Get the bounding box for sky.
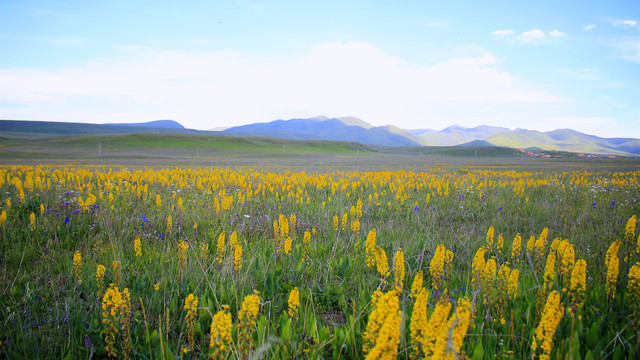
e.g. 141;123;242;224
1;1;639;138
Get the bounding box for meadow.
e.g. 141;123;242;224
0;158;639;359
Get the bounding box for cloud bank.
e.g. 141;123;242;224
1;41;563;130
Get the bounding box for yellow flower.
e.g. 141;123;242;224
134;236;141;258
96;264;106;296
184;294;199;352
497;233;504;257
238;290;261;358
284;236;292;255
333;214;339;231
29;212;35;231
422;298;452;358
627;262;640;331
0;210;6;227
409;288;430;358
543;251;556;291
526;235;536;255
393;249;405;291
511;233;522;263
508;268;519;298
532;291;564;360
430;244;446;290
73;250;82;284
210;305;233;358
363;290;401;359
234;242;243;270
287;287;300;318
156;194;161;208
606;247;619;299
216;231;225;264
410;270;424;298
341;213;348;231
166;214;172;232
626;215;637;242
472;247;486;286
375;246;389;279
569;259;586;317
365;229;377;268
154;282;160;291
440;298;473;360
486;226;495;251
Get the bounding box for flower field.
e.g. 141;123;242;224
0;164;639;359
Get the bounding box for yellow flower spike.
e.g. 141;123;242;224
422;298;452;358
216;232;225;264
365;229;377;268
569;259;586;318
73;250;82;284
234;242;243;270
287;287;300;318
184;294;198;352
627;262;640;331
532;291;564;360
29;212;35;231
430;244;446;290
393;249;405;292
154;282;160;291
486;226;495;251
210;305;233;358
409;288;430;358
284;236;292;255
134;236;141;258
410;270;424;297
471;247;486;286
363;290;401;359
511;233;522;263
238;291;261;358
96;264;105;297
375;246;389;279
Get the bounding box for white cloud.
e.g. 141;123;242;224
493;29;567;44
518;29;546;44
0;42;563;130
584;24;596;31
614;19;638;29
491;29;515;40
549;30;567;37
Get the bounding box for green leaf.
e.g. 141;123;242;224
472;340;484;360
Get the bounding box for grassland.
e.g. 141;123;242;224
0;134;640;359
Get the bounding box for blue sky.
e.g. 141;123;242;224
1;0;639;137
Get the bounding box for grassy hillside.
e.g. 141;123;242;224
0;132;375;160
376;145;524;157
0;119;213;139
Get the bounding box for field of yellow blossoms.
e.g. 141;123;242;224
0;165;639;359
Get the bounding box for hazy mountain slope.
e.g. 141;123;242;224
104;120;185;129
0;119;213;139
412;125;510;146
487;129;636;156
224;117;419;146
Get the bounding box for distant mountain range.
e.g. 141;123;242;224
104;120;185;129
1;117;638;156
224;116;640;156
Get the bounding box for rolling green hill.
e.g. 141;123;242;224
0;119;214;139
0;132;374;160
